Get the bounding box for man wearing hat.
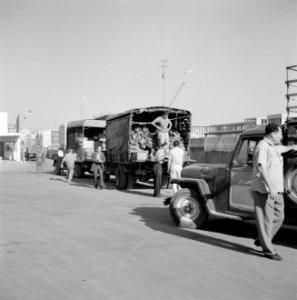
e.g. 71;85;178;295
91;141;106;189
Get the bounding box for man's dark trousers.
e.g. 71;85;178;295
153;163;162;197
93;163;104;188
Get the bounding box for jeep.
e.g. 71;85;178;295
165;122;297;229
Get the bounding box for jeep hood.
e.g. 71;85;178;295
181;163;226;180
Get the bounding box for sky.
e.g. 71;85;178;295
1;0;297;131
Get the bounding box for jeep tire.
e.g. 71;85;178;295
284;165;297;204
169;188;209;229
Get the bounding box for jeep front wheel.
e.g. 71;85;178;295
169;188;209;229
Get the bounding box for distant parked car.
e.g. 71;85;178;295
27;153;36;161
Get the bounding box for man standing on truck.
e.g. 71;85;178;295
168;140;184;194
250;123;297;261
152;111;172;148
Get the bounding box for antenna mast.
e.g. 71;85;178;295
161;60;169;106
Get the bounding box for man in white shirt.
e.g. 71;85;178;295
250;123;297;260
168;140;184;194
61;148;77;184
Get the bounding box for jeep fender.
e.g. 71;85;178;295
170;177;215;214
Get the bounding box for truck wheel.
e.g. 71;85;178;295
103;172;110;182
161;174;169;189
284;165;297;204
169;188;209;229
74;164;84;178
55;164;61;175
126;172;135;189
115;165;127;189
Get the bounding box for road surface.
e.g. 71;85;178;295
0;160;297;300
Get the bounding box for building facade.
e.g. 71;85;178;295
0;112;21;161
35;130;60;149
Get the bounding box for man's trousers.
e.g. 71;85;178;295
252;191;284;254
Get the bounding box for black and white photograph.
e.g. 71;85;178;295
1;0;297;299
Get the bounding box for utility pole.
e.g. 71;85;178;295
161;60;168;106
81;95;87;119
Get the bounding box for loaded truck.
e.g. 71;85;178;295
103;106;192;189
54;119;106;176
165;120;297;229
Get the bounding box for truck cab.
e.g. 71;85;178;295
54;119;106;177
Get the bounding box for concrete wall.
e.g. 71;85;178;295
190;147;233;164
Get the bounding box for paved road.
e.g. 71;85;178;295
0;160;297;300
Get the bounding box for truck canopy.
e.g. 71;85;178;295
67;119;106;128
105;106;191;164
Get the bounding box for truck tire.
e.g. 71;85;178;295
161;174;169;189
115;165;127;189
55;164;61;175
169;188;209;229
74;163;84;178
126;172;135;189
284;165;297;204
103;172;110;182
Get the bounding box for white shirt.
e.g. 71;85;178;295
58;150;64;157
251;137;285;193
168;146;184;169
155;148;166;164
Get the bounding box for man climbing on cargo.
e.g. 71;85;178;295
152;111;172;148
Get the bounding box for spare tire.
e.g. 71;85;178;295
284;164;297;204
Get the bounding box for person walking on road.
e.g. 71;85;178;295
153;143;167;197
91;145;106;189
152;111;172;148
20;148;25;164
36;148;45;173
167;140;184;194
61;148;77;184
250;123;297;261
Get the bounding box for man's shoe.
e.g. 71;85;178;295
264;252;282;261
94;184;98;189
163;197;171;206
254;239;261;247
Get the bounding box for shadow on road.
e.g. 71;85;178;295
49;177;116;190
130;206;264;258
118;189;154;198
26;171;55;175
204;219;297;250
131;206;297;253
